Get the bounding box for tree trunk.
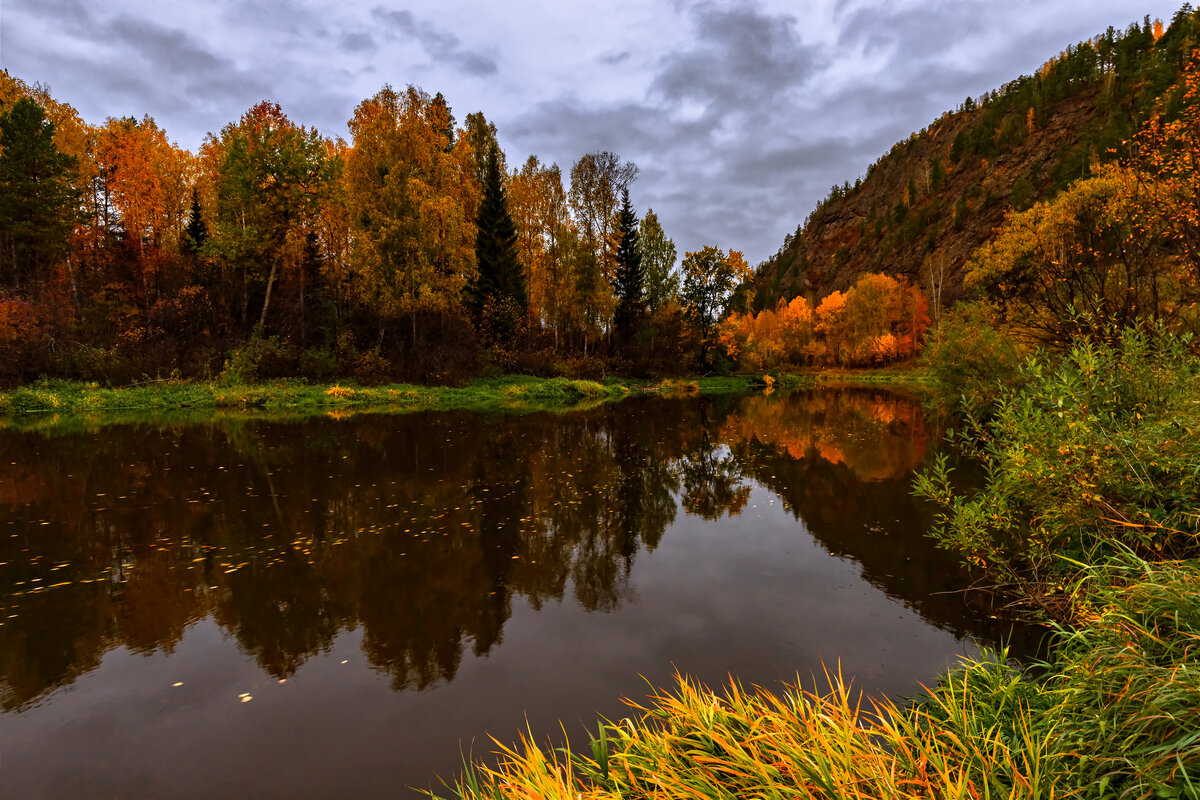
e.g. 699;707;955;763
257;259;278;332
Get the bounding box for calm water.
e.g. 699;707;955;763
0;388;1028;798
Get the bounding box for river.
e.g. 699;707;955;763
0;387;1032;798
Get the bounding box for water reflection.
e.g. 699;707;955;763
2;388;993;714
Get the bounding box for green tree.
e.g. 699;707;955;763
182;187;208;256
640;208;678;311
680;245;750;369
467;142;525;340
0;97;79;294
611;188;643;345
204;101;330;333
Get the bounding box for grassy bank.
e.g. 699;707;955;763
810;363;932;386
0;373;805;431
430;331;1200;799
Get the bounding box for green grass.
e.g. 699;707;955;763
812;364;933;385
0;374;785;431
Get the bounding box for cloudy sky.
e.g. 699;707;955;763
2;0;1182;264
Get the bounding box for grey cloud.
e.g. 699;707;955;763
508;97;687;157
371;8;498;76
108;16;233;76
834;1;1124;102
100;15;270;121
726;138;862;186
651;2;818;112
500;2;840;262
340;32;377;53
502;88;815;263
221;0;325;38
601;50;631;65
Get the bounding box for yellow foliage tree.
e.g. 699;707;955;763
966;164;1189;343
346;85;479;340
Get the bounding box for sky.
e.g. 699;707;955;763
1;0;1184;265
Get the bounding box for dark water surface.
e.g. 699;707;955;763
1;388;1028;798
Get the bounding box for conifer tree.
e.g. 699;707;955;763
182;187;208;256
612;187;644;343
468;142;526;330
0;98;79;294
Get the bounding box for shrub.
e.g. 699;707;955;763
218;335;296;385
915;328;1200;607
299;347;339;381
921;302;1027;412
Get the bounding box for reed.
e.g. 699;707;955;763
431;560;1200;799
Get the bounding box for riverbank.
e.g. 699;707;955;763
432;555;1197;799
0;373;822;431
0;366;936;422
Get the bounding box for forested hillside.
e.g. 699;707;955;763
740;7;1200;315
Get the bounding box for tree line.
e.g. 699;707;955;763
0;75;749;385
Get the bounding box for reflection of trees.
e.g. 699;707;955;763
717;389;930;482
716;388;1032;646
0;398;707;707
0;388;1023;711
678;436;750;520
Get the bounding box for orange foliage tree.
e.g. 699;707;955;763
720;274;929;370
1127;49;1200;303
96;116;194;306
966;164;1191;343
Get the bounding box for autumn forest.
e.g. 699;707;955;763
5;10;1200;391
1;56;946;389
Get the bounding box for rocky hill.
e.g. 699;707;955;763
737;6;1200;313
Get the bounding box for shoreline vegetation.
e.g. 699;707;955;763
0;368;931;429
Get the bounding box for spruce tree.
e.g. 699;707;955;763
612;187;644;343
0;98;78;294
468;143;525;333
182;187;208;256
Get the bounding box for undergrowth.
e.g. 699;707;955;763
915;329;1200;612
